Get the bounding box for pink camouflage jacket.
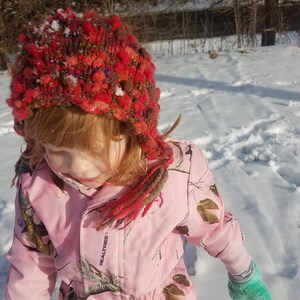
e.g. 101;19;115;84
4;140;251;300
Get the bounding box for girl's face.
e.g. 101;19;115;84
43;137;126;188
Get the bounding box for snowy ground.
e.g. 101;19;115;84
0;45;299;299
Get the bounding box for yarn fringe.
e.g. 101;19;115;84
96;163;169;230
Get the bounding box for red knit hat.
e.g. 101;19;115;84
7;8;173;228
7;8;172;163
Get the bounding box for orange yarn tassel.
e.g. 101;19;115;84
97;163;169;229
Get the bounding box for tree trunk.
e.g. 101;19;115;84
261;0;278;46
233;0;242;48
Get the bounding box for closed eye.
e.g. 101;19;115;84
46;148;65;155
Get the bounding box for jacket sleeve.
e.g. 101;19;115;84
4;176;57;300
176;143;251;275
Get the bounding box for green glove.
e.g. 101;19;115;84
228;261;272;300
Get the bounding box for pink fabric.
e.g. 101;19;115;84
4;140;251;299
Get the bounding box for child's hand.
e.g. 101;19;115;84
228;261;272;300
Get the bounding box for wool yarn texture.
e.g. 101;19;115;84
7;8;173;228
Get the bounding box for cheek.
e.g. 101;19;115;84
92;159;110;174
44;153;68;173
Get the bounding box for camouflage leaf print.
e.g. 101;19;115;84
163;284;185;300
175;225;190;236
19;190;51;255
197;199;219;224
59;287;87;300
80;257;124;295
172;274;190;287
164;293;180;300
167;142;189;174
209;184;219;197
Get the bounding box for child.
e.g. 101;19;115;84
4;8;271;300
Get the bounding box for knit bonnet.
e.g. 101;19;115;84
7;8;173;228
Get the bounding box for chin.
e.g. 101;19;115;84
81;181;104;189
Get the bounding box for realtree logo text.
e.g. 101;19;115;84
99;232;109;266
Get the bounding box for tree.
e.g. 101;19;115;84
261;0;278;46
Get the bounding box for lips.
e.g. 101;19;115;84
75;176;101;183
65;174;101;183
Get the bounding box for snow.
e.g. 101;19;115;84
50;20;60;32
1;45;299;299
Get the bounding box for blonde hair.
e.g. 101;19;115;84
24;106;146;185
